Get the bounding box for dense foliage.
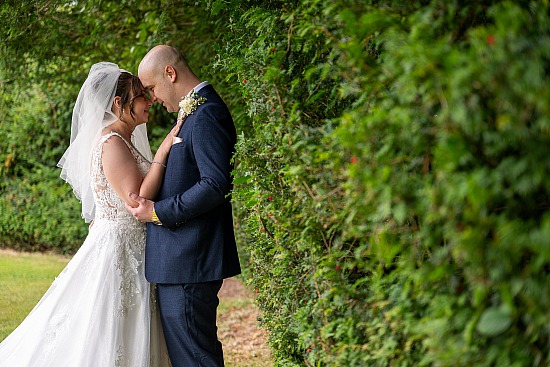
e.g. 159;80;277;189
215;0;550;365
1;0;549;365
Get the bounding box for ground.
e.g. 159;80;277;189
218;277;272;367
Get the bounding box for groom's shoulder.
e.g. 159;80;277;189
193;99;230;125
202;92;230;114
193;85;231;120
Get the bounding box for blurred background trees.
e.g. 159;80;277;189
1;1;549;365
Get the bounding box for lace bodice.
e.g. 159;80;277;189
91;132;151;222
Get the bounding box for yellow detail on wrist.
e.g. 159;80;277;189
151;206;163;226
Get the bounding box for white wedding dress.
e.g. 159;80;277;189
0;132;171;367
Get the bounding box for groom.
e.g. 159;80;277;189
127;45;241;366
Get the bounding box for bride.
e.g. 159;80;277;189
0;62;180;366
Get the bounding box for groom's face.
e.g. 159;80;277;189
139;70;177;113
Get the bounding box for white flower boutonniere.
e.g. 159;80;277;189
177;91;206;122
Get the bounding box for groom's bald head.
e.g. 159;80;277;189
138;45;189;77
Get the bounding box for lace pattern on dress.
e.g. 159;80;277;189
115;344;127;367
43;304;69;359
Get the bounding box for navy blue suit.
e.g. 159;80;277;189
145;84;241;366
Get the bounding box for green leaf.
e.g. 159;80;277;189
232;175;251;185
211;0;227;16
476;307;512;337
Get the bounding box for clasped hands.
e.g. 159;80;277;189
125;192;154;222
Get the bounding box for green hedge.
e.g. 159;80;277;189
216;0;550;365
0;78;88;253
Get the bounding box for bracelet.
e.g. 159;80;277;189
151;206;163;226
152;161;166;168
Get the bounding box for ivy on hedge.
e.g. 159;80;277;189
215;0;550;365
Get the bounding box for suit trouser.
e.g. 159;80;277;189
157;281;224;367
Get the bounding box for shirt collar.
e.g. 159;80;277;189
192;81;210;94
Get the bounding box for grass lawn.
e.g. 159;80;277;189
0;249;70;341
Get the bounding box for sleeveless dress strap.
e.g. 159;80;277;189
99;132;134;151
99;131;151;164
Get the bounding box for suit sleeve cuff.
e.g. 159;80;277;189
154;198;187;229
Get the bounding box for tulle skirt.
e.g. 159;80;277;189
0;218;171;367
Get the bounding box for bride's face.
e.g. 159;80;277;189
129;90;152;124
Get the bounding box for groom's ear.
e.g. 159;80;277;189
164;65;177;83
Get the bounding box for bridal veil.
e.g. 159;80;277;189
57;62;152;222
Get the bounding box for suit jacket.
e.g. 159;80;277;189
145;84;241;284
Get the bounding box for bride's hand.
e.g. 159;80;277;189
158;120;183;156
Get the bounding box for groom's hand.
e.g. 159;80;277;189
125;192;154;222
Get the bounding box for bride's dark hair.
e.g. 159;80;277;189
115;72;145;121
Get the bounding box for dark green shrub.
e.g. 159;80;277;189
0;78;88;253
217;0;550;365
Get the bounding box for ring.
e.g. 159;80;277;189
172;136;183;145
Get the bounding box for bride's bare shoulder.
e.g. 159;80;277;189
100;134;133;163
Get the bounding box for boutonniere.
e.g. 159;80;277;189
177;91;206;122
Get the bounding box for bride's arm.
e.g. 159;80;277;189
102;136;146;208
138;121;182;200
